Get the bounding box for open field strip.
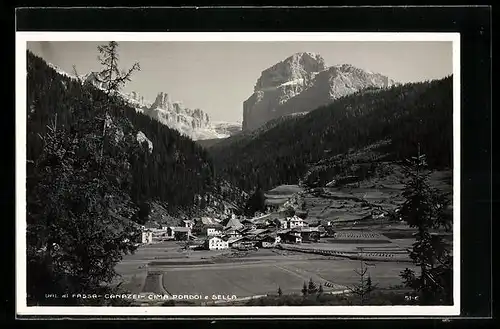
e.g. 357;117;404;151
289;260;419;289
273;263;348;291
279;244;411;262
150;258;332;272
162;264;306;297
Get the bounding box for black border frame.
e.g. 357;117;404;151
10;5;492;323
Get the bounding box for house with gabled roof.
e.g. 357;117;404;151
141;230;153;244
205;236;229;250
224;226;242;239
258;234;281;248
109;211;153;244
227;236;245;248
224;215;244;231
241;219;257;230
298;227;321;242
230;236;257;249
205;223;224;236
246;228;271;237
167;226;192;241
183;219;195;230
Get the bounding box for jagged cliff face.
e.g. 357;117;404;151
253;52;327;92
242;52;396;131
48;65;241;141
243;52;326;131
127;91;222;140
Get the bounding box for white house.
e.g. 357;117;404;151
183;220;195;229
280;215;305;229
141;231;153;244
224;227;242;239
167;226;191;240
206;236;229;250
288;215;305;228
258;234;281;248
206;225;223;236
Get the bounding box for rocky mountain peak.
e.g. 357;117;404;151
254;52;327;92
151;92;172;110
243;53;396;131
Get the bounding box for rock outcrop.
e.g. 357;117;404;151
126;90;236;140
242;52;396;131
52;66;241;141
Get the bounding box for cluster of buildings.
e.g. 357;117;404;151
136;219;195;244
133;208;330;251
201;213;324;251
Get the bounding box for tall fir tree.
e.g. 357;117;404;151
27;108;141;305
399;146;452;305
95;41;141;95
26;45;145;305
301;282;308;296
307;278;318;294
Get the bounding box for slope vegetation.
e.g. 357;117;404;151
209;77;453;193
27;52;216;214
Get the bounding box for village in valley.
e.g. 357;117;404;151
140;202;315;251
115;176;452;306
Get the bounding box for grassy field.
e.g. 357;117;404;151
115;239;417;301
162;264;307;297
158;256;416;298
265;184;304;206
288;260;418;289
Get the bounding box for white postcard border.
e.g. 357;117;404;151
15;32;461;317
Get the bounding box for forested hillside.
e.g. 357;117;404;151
209;77;453;192
204;112;308;150
27;52;216;215
26;51;226;304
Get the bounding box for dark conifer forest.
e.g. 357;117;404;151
209;77;453;192
27;51;216;214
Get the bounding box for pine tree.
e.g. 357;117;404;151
307;278;318;294
348;249;378;305
278;286;283;297
26;50;147;306
301;282;308;296
366;275;373;299
93;41;140;162
399;146;452;305
27;112;141;305
95;41;141;95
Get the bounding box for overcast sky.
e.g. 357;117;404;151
27;41;452;122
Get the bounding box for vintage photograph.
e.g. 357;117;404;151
18;34;458;315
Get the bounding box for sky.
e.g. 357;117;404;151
27;41;452;122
